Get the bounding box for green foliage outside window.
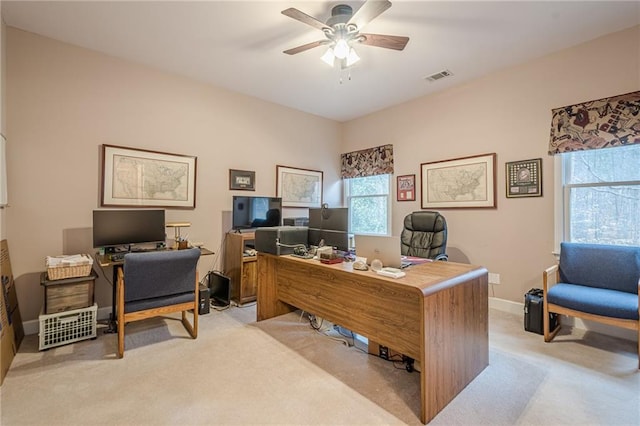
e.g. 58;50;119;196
346;175;390;235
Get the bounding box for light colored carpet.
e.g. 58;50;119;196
0;305;638;425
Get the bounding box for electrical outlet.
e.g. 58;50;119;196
488;272;500;285
379;345;389;360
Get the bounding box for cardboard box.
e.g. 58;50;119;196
1;240;22;385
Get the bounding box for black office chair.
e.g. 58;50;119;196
400;211;448;261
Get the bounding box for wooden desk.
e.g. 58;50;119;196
257;254;488;424
95;247;214;332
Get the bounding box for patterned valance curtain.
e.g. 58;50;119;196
341;144;394;178
548;91;640;155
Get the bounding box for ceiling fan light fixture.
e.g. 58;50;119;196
321;48;336;66
346;48;360;67
334;39;350;59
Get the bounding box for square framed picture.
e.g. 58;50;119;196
397;174;416;201
229;169;255;191
505;158;542;198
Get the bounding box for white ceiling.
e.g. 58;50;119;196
3;1;639;122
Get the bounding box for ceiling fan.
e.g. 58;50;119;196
282;0;409;68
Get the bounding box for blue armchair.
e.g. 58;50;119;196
117;248;200;358
543;242;640;368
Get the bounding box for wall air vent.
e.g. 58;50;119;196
424;69;453;82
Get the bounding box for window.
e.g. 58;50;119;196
559;144;640;246
344;174;391;235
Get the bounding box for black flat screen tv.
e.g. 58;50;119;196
93;209;166;249
232;196;282;230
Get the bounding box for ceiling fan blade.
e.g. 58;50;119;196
358;33;409;51
283;40;328;55
282;8;330;32
348;0;392;30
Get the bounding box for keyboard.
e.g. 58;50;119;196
110;253;126;261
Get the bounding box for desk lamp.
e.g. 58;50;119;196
166;222;191;249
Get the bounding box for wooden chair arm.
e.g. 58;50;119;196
116;266;125;321
543;264;559;294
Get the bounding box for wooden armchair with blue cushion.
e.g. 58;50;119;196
543;242;640;368
117;248;200;358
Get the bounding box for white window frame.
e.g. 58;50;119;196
344;174;392;236
554;150;640;252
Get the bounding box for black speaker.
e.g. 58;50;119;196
198;283;210;315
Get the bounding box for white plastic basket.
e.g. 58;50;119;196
39;303;97;351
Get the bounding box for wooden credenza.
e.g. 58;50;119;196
224;232;257;305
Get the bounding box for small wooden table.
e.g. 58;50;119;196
257;254;489;424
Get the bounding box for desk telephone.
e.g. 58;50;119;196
291;246;314;259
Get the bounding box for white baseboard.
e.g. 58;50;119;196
22;306;113;336
489;296;637;342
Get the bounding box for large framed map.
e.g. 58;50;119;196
421;153;496;209
276;165;323;208
101;144;197;208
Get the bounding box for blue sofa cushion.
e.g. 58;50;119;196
559;242;640;294
548;283;639;320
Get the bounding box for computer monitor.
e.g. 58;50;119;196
308;228;349;252
92;209;166;249
308;206;349;251
208;271;230;307
232;196;282;230
308;207;348;232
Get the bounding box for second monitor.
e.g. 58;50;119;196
308;207;348;232
308;207;349;251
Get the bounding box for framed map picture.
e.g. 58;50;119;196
101;144;197;208
421;153;496;209
506;158;542;198
276;165;323;208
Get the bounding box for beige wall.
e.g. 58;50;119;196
343;25;640;302
6;24;640;323
6;28;341;322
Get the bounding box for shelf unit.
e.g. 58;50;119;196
224;232;257;305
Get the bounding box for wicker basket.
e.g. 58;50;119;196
46;254;93;281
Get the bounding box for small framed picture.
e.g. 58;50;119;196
505;158;542;198
397;174;416;201
229;169;255;191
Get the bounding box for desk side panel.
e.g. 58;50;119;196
421;269;488;423
257;255;296;321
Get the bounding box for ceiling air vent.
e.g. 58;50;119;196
425;69;453;82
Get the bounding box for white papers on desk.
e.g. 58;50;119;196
46;254;93;267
